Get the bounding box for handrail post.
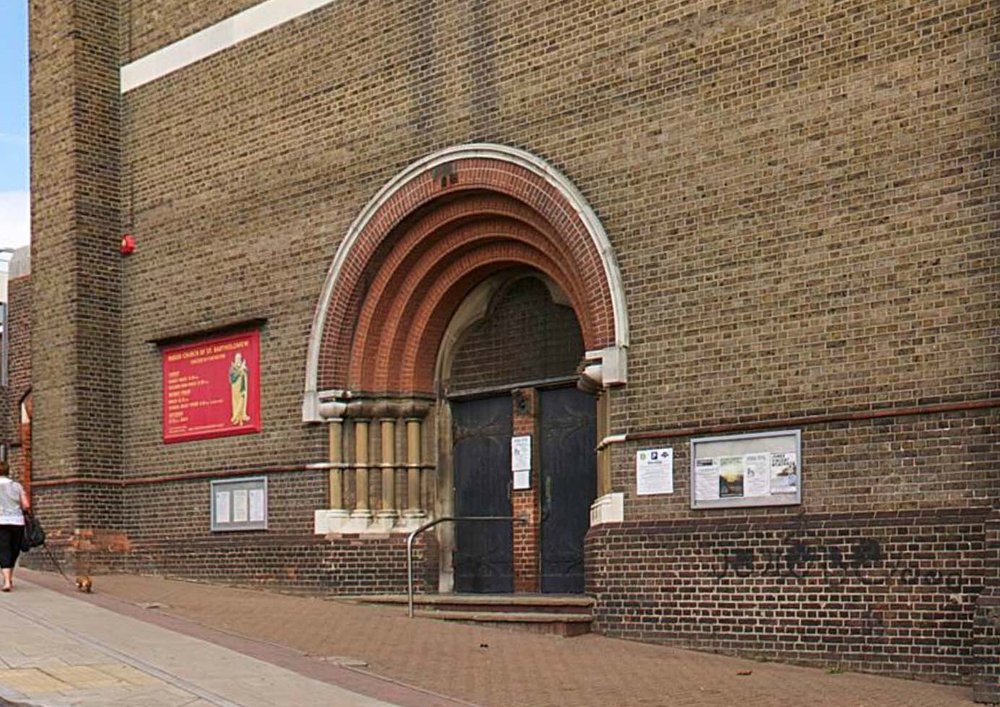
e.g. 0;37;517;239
406;515;527;618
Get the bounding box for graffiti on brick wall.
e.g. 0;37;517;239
713;535;968;591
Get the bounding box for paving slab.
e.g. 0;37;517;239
18;569;979;707
0;576;407;707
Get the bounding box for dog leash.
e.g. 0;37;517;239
42;543;74;585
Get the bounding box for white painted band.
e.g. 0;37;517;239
120;0;338;93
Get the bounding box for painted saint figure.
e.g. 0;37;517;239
229;352;251;425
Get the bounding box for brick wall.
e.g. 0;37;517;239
33;532;438;595
588;508;990;681
615;410;1000;522
511;389;540;593
122;1;260;61
25;0;999;691
120;472;327;539
450;277;583;393
974;588;1000;701
4;276;31;486
30;0;123;533
106;0;998;485
116;534;438;595
588;408;1000;684
972;515;1000;701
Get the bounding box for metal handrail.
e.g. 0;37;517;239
406;515;527;618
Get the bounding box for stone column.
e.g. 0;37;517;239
373;416;398;532
315;400;348;534
401;416;426;530
353;419;372;518
395;416;408;529
342;403;374;533
328;420;344;509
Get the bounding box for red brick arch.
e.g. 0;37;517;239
309;146;624;400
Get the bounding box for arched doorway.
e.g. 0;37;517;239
441;274;596;593
304;144;628;595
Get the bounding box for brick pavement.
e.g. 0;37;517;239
24;571;978;707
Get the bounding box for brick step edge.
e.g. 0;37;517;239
414;610;593;623
341;594;595;608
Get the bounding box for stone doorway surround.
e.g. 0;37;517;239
302;144;630;541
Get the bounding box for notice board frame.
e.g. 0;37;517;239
211;476;268;532
689;429;802;510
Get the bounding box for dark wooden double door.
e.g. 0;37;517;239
452;387;596;594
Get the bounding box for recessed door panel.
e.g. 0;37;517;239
452;396;514;594
540;387;597;594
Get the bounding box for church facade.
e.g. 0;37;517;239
19;0;999;698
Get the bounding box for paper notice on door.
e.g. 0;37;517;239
511;435;531;472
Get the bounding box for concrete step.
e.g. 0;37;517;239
413;609;592;637
347;593;594;615
342;594;594;636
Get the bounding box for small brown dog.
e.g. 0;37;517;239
75;575;92;593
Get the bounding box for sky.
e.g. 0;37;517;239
0;1;30;252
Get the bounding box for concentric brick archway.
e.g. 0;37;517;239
302;144;628;420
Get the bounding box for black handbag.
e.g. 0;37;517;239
20;510;45;552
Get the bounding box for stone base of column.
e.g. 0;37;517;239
340;509;374;534
314;509;350;535
394;509;427;533
371;510;398;533
589;492;624;526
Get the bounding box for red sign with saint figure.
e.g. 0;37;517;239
162;331;261;443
